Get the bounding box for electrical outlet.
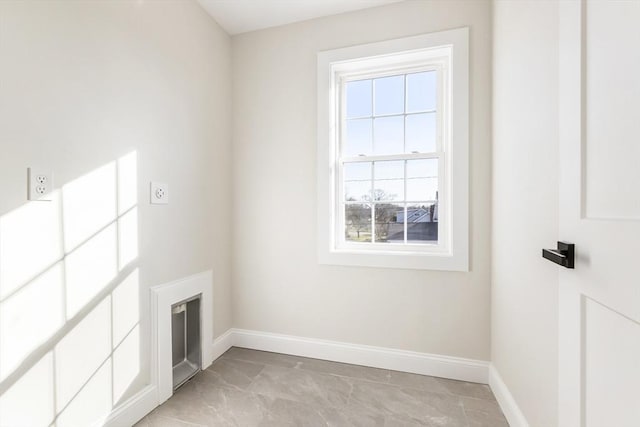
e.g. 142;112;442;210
28;168;53;201
150;182;168;205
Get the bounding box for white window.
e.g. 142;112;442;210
317;29;469;271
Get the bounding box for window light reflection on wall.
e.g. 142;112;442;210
0;151;141;427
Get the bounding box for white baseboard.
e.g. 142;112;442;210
489;364;529;427
224;328;490;384
210;329;234;365
102;384;157;427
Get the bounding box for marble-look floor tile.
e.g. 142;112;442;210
222;347;305;368
204;357;265;391
248;364;352;408
461;396;509;427
384;416;431;427
436;378;496;401
333;401;387;427
348;380;467;427
190;374;271;425
258;397;337;427
298;358;391;384
135;412;205;427
150;380;231;426
139;348;508;427
388;371;451;395
465;410;509;427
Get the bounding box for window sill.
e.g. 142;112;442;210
318;248;468;271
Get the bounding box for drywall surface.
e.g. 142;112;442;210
492;1;559;426
0;1;231;425
231;0;492;360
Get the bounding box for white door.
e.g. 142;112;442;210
558;1;640;427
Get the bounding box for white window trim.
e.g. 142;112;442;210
317;28;469;271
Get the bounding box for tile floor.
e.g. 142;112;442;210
136;348;508;427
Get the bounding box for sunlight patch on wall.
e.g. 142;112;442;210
118;151;137;215
55;298;111;412
0;151;142;427
113;325;140;404
0;193;62;299
0;262;64;379
118;207;138;270
112;269;140;346
65;224;117;319
0;353;54;427
56;359;112;427
62;163;117;252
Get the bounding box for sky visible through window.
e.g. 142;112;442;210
342;71;439;244
344;71;437;156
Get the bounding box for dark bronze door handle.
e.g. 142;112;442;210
542;242;575;269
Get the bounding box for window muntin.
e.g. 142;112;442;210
337;66;446;251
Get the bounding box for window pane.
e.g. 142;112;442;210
344;162;371;181
345;180;371;201
346;80;372;118
339;69;445;249
373;116;404;155
374;160;403;180
374;75;404;116
406;71;436;113
407;179;437;201
407;158;438;178
406;202;438;243
373;179;403;202
374;203;404;243
407;159;438;201
406;113;436;153
345;204;371;242
345;119;372;156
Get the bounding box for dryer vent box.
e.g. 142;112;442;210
171;295;201;390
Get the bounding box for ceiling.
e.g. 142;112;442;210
196;0;404;35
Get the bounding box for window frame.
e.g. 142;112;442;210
317;28;469;271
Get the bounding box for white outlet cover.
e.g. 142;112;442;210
28;168;53;201
150;182;168;205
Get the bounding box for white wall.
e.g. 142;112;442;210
0;1;231;425
231;0;492;360
492;1;559;426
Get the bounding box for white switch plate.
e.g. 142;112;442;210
150;182;168;205
28;168;53;201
